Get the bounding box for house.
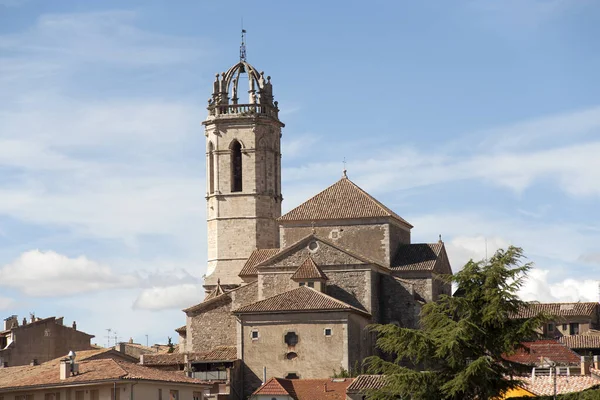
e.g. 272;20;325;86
0;315;94;367
0;350;210;400
516;302;600;337
250;377;353;400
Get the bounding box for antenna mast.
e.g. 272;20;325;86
240;24;247;62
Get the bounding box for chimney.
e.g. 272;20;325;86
594;355;599;370
72;321;77;330
3;315;17;331
581;356;591;375
59;359;70;380
140;354;144;365
22;317;26;326
29;313;35;324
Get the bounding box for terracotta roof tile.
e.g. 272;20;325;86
0;358;203;390
515;302;599;319
503;340;581;366
291;257;328;280
278;177;412;227
239;248;280;277
253;377;294;396
518;374;600;396
560;335;600;349
346;375;386;393
142;346;237;366
253;377;353;400
391;243;443;271
233;286;370;316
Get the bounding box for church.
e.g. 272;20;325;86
173;54;453;397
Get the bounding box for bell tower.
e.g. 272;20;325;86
202;50;284;290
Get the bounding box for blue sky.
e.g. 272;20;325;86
1;0;599;346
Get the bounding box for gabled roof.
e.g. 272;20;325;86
0;358;205;391
503;340;581;366
253;377;353;400
518;374;600;396
346;375;386;393
391;242;445;271
515;302;599;319
291;257;328;281
182;281;257;314
239;248;280;277
560;334;600;350
233;286;370;317
278;177;412;228
255;233;388;272
142;346;238;366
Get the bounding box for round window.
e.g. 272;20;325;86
308;241;318;251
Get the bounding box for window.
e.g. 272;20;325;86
299;282;305;287
169;390;179;400
286;352;298;360
75;391;84;400
231;140;242;192
111;386;121;400
193;392;203;400
90;390;99;400
307;282;314;288
570;323;580;335
285;372;299;379
159;388;163;400
563;324;568;331
284;331;298;346
45;394;61;400
251;330;259;340
324;328;332;337
548;323;554;332
208;142;215;194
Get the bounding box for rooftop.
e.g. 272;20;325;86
252;377;354;400
391;242;444;271
290;257;328;281
515;302;599;319
503;340;581;366
278;177;412;227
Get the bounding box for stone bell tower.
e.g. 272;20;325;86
202;55;284;291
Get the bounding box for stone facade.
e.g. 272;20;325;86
0;316;94;367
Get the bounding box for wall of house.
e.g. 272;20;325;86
2;318;93;367
239;312;351;397
379;275;420;329
0;382;208;400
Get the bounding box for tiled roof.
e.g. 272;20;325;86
346;375;386;393
183;281;257;314
0;358;204;390
391;243;443;271
175;325;186;334
560;335;600;349
142;346;238;366
239;248;280;277
204;280;226;300
43;349;138;366
503;340;581;366
253;377;353;400
253;377;294;396
518;374;600;396
278;177;412;227
233;286;370;316
291;257;328;280
515;302;599;319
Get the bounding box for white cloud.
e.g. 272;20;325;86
0;296;14;310
519;268;600;303
0;250;139;296
133;284;204;311
445;235;511;271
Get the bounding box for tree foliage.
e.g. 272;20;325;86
365;246;550;400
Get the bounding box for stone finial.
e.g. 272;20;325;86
438;234;443;243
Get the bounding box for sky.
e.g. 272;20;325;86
0;0;599;347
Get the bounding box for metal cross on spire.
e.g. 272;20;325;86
342;157;348;178
240;25;247;62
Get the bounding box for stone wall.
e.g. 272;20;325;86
186;283;258;353
380;275;420;329
347;313;373;374
239;311;354;397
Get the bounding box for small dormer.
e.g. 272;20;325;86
291;257;328;292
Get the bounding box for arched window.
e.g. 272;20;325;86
208;142;215;194
231;140;242;192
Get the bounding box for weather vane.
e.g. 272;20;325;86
240;23;247;62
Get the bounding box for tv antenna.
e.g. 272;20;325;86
105;328;112;348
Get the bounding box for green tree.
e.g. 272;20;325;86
365;246;550;400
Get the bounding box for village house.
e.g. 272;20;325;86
0;315;94;368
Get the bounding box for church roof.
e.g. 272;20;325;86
233;286;370;316
291;257;328;280
239;248;280;277
278;177;412;227
204;279;225;300
391;242;444;271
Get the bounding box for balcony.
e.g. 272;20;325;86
189;370;228;381
208;104;279;119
